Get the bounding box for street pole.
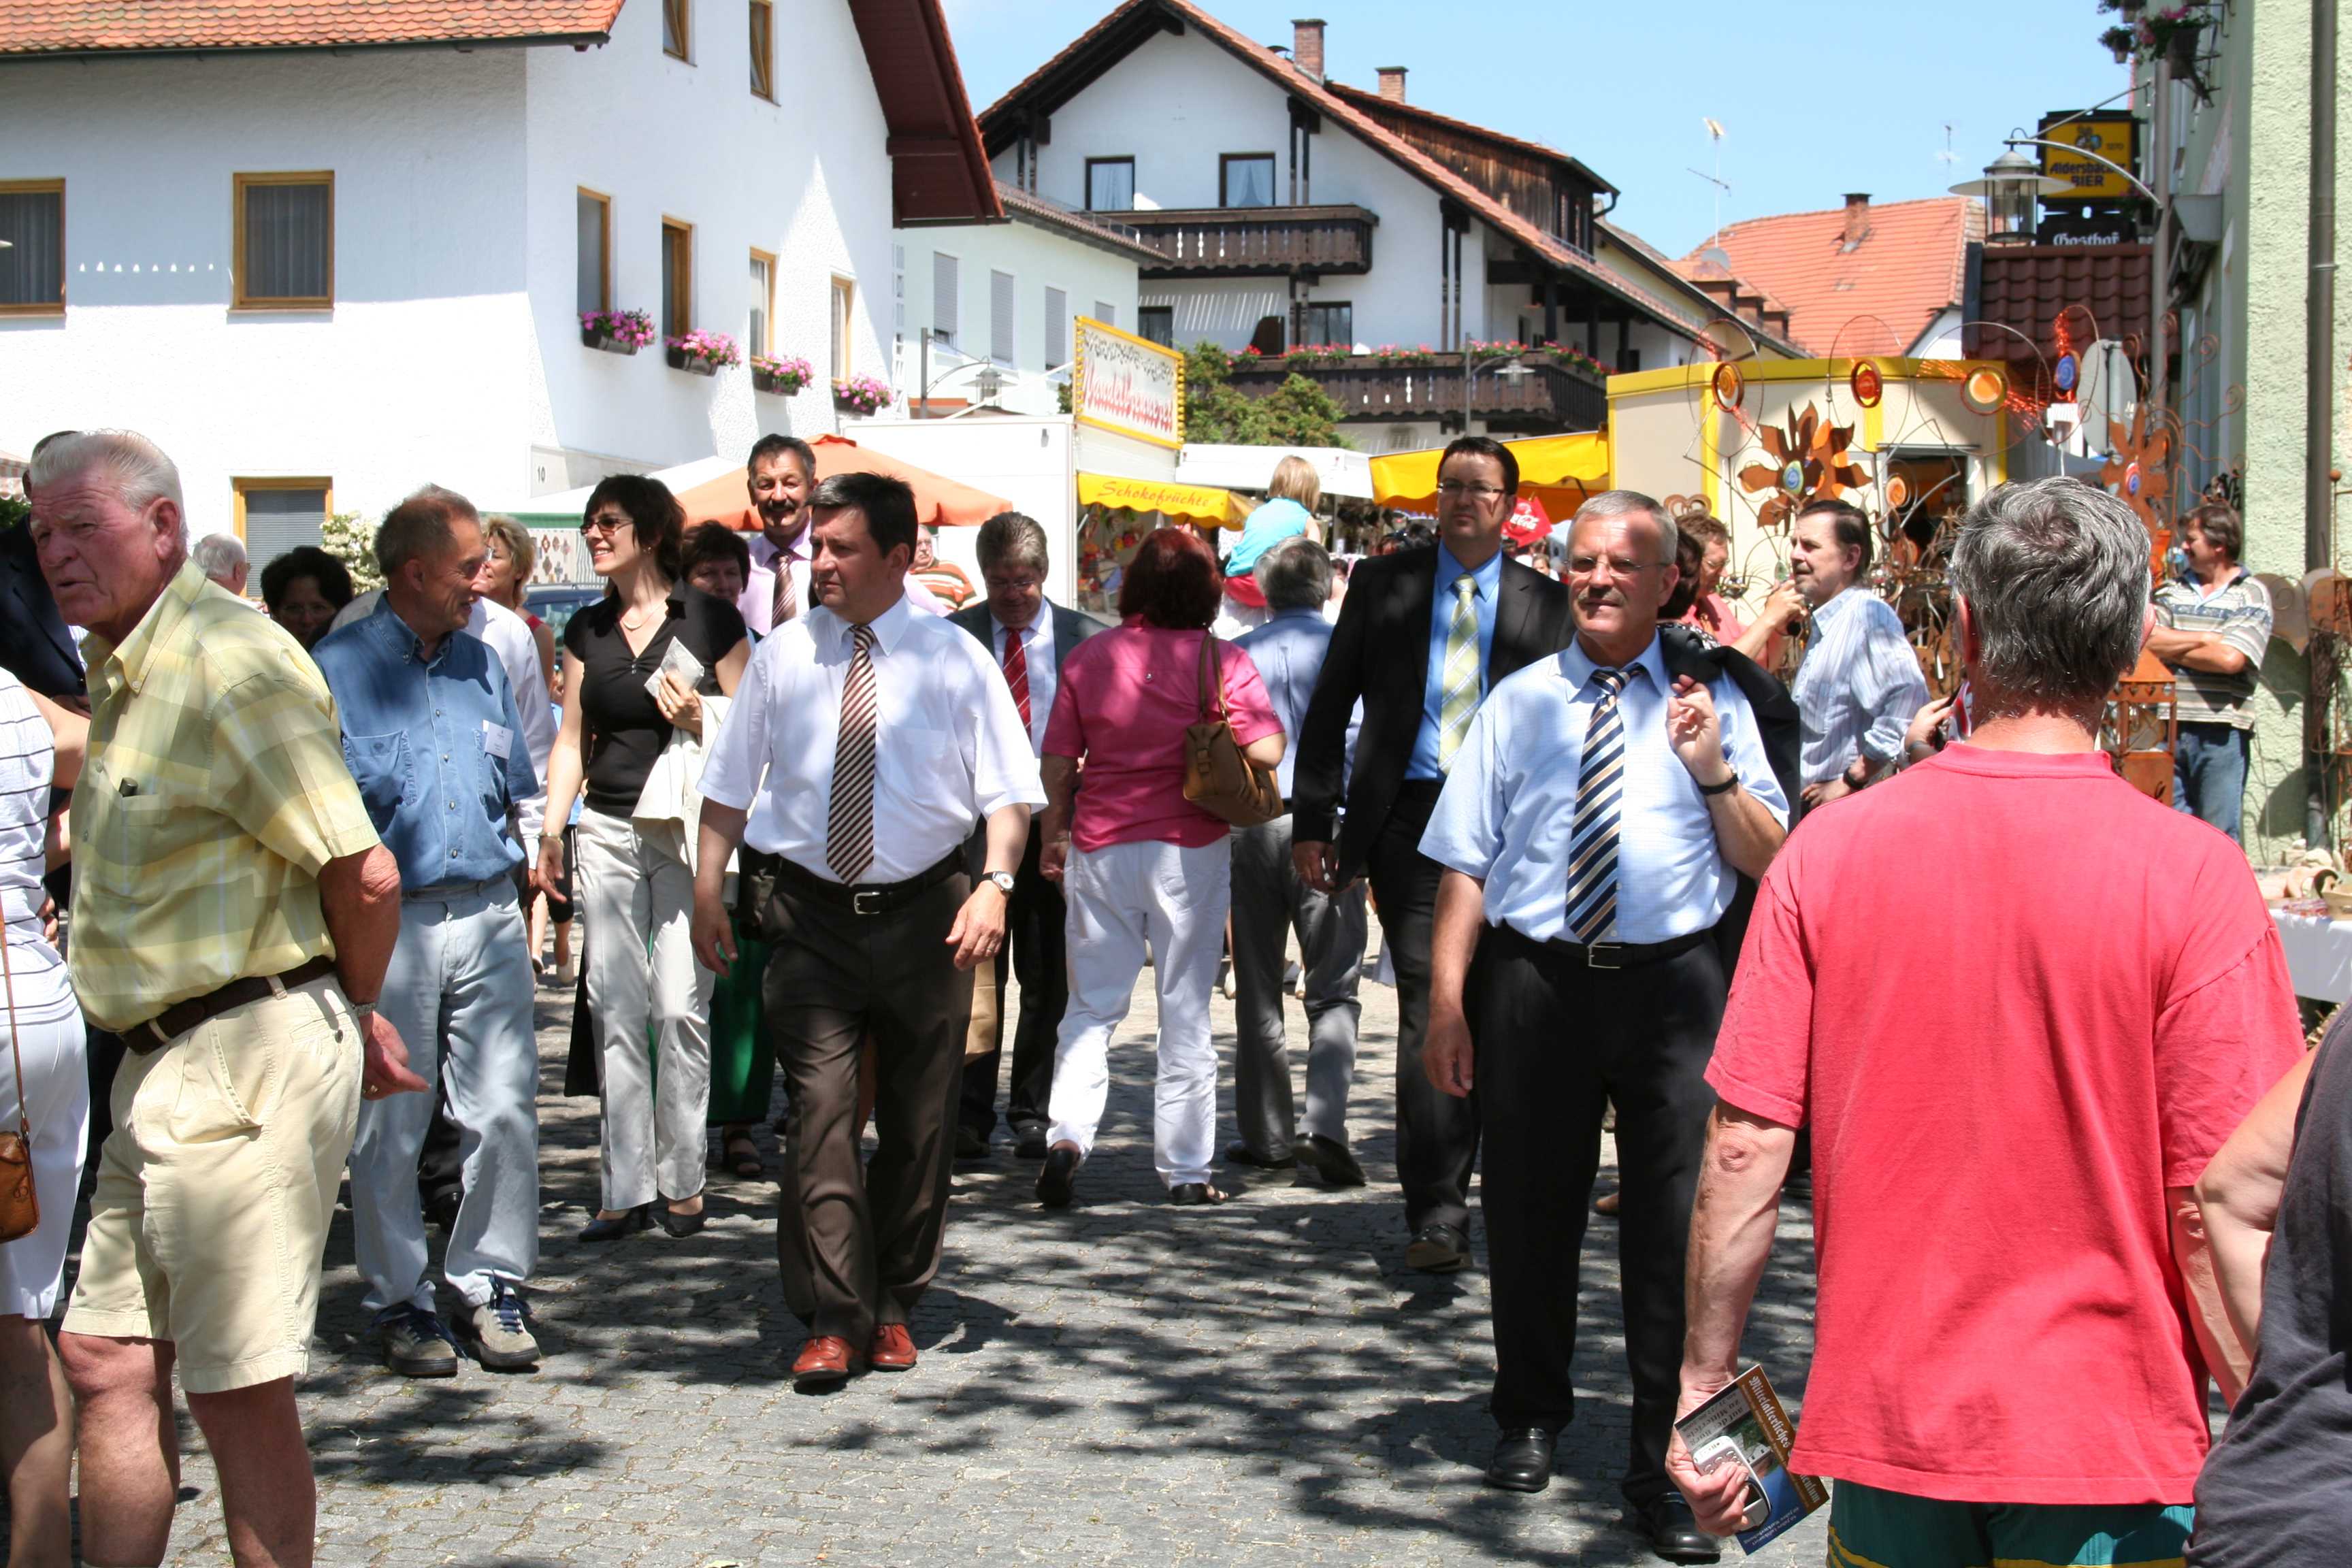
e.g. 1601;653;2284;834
2149;54;2171;455
2308;0;2340;847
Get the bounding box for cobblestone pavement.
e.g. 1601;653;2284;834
70;923;1829;1567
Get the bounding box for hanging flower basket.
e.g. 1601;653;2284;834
580;307;655;355
664;329;742;376
751;354;813;396
2163;16;2202;74
833;374;892;416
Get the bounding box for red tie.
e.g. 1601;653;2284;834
1002;625;1032;729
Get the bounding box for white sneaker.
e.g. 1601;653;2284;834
456;1282;540;1371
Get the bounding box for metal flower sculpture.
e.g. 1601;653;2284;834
2099;405;2172;538
1737;404;1869;533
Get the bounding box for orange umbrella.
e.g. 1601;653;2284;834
671;434;1014;532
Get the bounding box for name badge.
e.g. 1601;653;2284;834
483;721;513;761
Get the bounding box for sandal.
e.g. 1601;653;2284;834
721;1129;763;1178
1167;1181;1230;1206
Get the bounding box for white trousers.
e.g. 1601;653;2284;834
0;998;87;1320
349;884;540;1313
1047;838;1230;1188
575;809;714;1210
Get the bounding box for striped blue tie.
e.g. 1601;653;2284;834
1565;666;1632;945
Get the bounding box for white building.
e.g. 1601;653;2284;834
975;2;1798;453
0;0;997;566
893;181;1159;419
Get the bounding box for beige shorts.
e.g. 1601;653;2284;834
63;976;362;1394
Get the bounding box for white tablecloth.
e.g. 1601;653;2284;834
2272;909;2352;1004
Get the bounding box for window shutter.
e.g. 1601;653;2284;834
1044;287;1067;368
244;489;329;570
932;252;958;344
1094;301;1115;328
990;270;1015;363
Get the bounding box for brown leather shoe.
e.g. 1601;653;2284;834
867;1323;917;1372
791;1335;854;1390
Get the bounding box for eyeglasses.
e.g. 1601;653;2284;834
1566;555;1666;577
581;514;630;536
1435;480;1508;501
985;575;1044;593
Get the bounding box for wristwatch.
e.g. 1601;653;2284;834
983;870;1017;895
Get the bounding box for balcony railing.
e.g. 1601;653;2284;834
1119;205;1377;278
1226;353;1606;431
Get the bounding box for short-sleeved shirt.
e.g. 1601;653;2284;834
1709;742;2302;1505
2155;569;2272;729
73;561;380;1032
562;582;746;817
1041;621;1282;852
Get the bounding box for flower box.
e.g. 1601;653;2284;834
664;329;742;376
833;374;892;416
751;354;814;396
579;307;655;356
666;346;717;376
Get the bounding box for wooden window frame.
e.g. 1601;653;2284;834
1084;157;1135;213
0;178;65;317
749;0;774;99
1302;299;1352;346
231;476;335;546
578;186;612;316
232;170;335;312
830;274;856;379
661;217;694;338
663;0;691;61
1137;304;1175;348
748;247;777;357
1218;152;1277;210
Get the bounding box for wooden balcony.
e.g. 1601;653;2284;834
1120;205;1377;278
1226;353;1606;431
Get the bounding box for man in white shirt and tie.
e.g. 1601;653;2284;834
738;433;949;632
947;512;1105;1160
693;472;1043;1392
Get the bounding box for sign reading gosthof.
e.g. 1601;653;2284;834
2038;112;2142;207
1073;316;1185;449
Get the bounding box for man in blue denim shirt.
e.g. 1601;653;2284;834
313;486;544;1378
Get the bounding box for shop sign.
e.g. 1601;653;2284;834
2040;213;2139;247
2038;112;2142;206
1073;316;1184;449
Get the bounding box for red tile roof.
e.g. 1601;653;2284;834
1681;196;1982;357
0;1;624;54
1967;243;2153;395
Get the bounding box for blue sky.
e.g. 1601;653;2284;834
941;0;2132;257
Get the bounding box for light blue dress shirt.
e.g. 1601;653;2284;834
1236;607;1358;798
1418;633;1789;943
1790;587;1930;785
1407;542;1503;781
314;600;539;889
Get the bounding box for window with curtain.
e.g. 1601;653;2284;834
1138;306;1173;347
663;0;690;59
237;483;331;572
1085;158;1134;212
830;276;855;378
1220;154;1276;208
748;251;774;356
1094;301;1117;329
748;0;772;97
576;189;610;316
990;270;1015;365
0;182;65;313
1043;287;1068;368
662;220;693;338
235;174;333;308
1303;301;1352;347
932;252;958;347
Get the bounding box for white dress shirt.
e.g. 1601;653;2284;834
700;594;1045;883
1418;633;1788;944
740;529;947;634
331;589;552;849
988;603;1059;755
1790;586;1930;784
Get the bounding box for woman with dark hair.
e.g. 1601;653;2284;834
259;544;356;651
1034;527;1285;1209
537;476;750;1241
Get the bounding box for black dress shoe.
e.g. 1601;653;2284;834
1483;1428;1556;1492
1633;1492;1722;1564
1222;1140;1296;1169
655;1205;706;1239
1166;1181;1230;1206
1405;1222;1469;1273
578;1205;651;1243
1011;1126;1049;1160
1036;1145;1080;1208
1293;1134;1367;1187
953;1125;990;1161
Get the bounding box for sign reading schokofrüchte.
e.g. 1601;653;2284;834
1073;316;1184;449
2038;112;2143;208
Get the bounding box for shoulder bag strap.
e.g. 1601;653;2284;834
1196;630;1230;725
1;924;26;1145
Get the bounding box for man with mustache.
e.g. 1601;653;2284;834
737;433;947;630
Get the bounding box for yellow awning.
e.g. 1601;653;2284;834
1370;430;1612;511
1077;472;1248;529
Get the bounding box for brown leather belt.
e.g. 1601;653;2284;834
122;956;339;1056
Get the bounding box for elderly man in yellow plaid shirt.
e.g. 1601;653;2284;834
29;431;421;1568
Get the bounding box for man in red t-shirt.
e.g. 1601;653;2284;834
1668;476;2302;1566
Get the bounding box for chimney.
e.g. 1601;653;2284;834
1291;18;1325;80
1377;65;1407;102
1841;192;1872;250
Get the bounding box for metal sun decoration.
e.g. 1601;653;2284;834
2099;404;2173;539
1737;404;1869;533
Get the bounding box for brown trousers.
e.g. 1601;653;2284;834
762;870;974;1345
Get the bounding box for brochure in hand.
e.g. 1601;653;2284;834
644;640;706;702
1673;1365;1827;1554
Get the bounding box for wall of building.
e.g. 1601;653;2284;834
897;216;1139;415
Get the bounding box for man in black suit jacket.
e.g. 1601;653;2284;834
1294;436;1574;1273
949;512;1105;1158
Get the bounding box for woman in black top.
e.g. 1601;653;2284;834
538;476;749;1241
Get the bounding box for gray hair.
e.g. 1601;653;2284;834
1255;536;1333;612
1948;476;2149;708
193;532;248;582
374;485;479;579
1568;488;1679;566
26;429;186;540
975;510;1050;577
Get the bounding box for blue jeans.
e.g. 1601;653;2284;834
2173;721;2250;844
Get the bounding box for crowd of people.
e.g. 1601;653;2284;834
0;423;2330;1568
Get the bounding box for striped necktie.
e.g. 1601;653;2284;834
1002;624;1032;729
770;551;797;630
826;623;879;881
1436;574;1480;770
1565;666;1633;945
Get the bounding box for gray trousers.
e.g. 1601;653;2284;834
350;883;540;1313
1229;813;1367;1160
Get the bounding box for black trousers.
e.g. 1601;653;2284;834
1472;924;1726;1507
958;822;1064;1138
1365;782;1478;1235
764;870;975;1346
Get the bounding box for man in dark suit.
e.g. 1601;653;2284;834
1294;436;1574;1273
949;511;1105;1159
5;434;89;704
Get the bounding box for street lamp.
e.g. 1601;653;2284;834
1948;148;2061;244
1463;348;1533;434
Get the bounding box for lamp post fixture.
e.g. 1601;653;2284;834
1462;347;1533;434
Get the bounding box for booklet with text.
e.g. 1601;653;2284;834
1673;1365;1827;1553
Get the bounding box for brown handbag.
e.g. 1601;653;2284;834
1182;631;1284;828
0;930;37;1245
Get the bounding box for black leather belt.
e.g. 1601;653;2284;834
123;956;339;1056
773;849;962;917
1503;925;1711;971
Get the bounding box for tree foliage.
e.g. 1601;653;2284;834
1181;342;1349;449
319;510;385;593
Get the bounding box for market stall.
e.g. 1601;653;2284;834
1369;429;1612;523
